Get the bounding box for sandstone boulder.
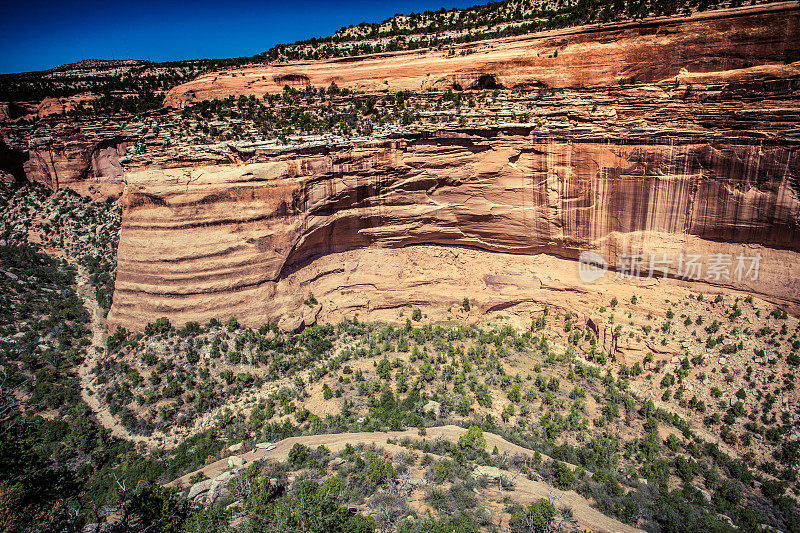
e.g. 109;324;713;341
228;456;246;469
473;465;505;481
187;479;212;500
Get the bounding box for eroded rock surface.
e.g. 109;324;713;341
164;3;800;106
109;131;799;331
22;135;130;196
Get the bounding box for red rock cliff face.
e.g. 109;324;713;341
22;135;129;196
108;132;800;331
164;3;800;106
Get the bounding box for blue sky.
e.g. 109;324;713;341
0;0;482;74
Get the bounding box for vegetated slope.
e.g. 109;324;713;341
0;186;372;532
7;183;795;532
258;0;783;62
94;283;800;531
0;234;155;532
0;1;798;531
170;425;643;533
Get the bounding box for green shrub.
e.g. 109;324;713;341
549;460;575;490
509;498;557;533
145;317;172;336
288;443;310;467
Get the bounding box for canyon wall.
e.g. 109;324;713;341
0;3;793;332
165;2;800;106
21;135;129;197
108;131;800;331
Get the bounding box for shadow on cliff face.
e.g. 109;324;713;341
0;138;28;186
125;192;169;209
3;102;30;121
414;136;494;154
452;73;504;91
273;136;800;281
273;73;311;87
78;136;129;182
471;74;502;90
274;167;465;280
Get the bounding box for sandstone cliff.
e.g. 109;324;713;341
21;134;130;197
35;93;97;118
108;131;800;331
164;3;800;106
0;3;795;332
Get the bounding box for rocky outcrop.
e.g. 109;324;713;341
0;137;27;186
23;134;130;196
0;102;37;123
164;2;800;106
108;131;800;331
0;94;97;124
35;93;97;118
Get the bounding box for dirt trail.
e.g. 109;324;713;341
74;267;151;445
169;424;642;533
68;263;639;532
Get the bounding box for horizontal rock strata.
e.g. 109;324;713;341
108;132;800;331
165;2;800;106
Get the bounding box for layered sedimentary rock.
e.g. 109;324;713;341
34;93;98;118
108;131;800;331
165;2;800;106
22;134;130;196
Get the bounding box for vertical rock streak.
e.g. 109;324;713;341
109;134;799;330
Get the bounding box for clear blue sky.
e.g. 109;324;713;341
0;0;483;74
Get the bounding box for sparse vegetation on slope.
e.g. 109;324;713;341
0;1;798;531
90;297;800;531
258;0;776;62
